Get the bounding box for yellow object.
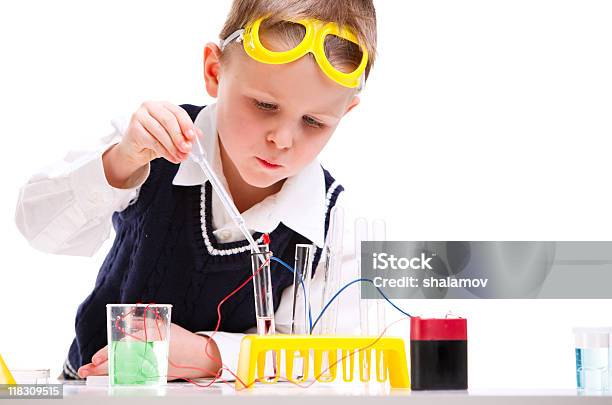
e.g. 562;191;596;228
222;17;368;89
235;335;410;390
0;354;16;385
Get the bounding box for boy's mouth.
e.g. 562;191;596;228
256;157;283;169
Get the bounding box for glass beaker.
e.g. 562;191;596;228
573;327;609;391
106;304;172;386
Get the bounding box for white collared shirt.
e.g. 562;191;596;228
15;103;360;380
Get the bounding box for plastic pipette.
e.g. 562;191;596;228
191;135;275;340
190;135;266;264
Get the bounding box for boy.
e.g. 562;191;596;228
16;0;376;380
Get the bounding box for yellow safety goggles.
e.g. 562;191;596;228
220;17;368;90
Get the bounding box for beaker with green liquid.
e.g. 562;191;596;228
106;304;172;386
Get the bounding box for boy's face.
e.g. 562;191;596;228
203;41;360;189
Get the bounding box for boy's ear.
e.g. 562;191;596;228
203;42;222;98
343;96;360;115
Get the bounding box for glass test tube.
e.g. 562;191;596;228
372;219;387;335
290;244;315;335
318;206;345;382
354;217;371;382
251;243;277;380
320;206;345;335
355;217;370;336
372;218;387;382
250;244;275;335
289;243;315;382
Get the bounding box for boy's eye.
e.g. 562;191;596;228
303;115;324;128
252;99;324;129
254;100;278;111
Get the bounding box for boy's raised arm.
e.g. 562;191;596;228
15;118;149;257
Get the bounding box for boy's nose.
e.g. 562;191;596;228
266;124;294;150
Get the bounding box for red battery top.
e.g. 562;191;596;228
410;316;467;341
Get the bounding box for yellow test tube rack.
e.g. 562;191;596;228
235;335;410;389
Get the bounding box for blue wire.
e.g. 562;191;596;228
310;278;412;334
270;256;413;334
270;256;313;332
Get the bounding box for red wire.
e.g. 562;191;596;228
112;245;272;388
111;234;408;391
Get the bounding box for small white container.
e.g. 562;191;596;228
573;328;609;391
10;369;50;385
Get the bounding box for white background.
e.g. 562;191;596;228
1;0;611;389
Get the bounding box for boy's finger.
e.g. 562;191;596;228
148;136;185;165
77;361;107;378
163;102;196;142
138;113;183;162
146;103;191;154
133;121;177;164
92;346;108;365
77;365;89;378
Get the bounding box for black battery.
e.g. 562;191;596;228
410;316;468;390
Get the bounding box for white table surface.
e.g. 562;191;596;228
49;379;612;405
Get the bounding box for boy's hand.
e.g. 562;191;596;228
119;101;198;166
77;323;222;380
103;101;203;188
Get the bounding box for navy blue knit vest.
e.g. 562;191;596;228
62;104;344;379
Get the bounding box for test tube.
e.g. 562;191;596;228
320;206;345;335
317;206;345;382
250;243;275;335
288;244;314;381
251;243;278;380
372;218;387;382
354;217;371;382
290;244;315;335
354;217;370;336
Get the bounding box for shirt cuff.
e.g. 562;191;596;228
69;144;150;218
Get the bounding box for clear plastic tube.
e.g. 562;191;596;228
191;136;273;338
191;136;265;264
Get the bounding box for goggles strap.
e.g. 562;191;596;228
220;29;245;51
357;72;365;92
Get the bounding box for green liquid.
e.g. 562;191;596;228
109;341;168;385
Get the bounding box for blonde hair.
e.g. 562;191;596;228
219;0;377;80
